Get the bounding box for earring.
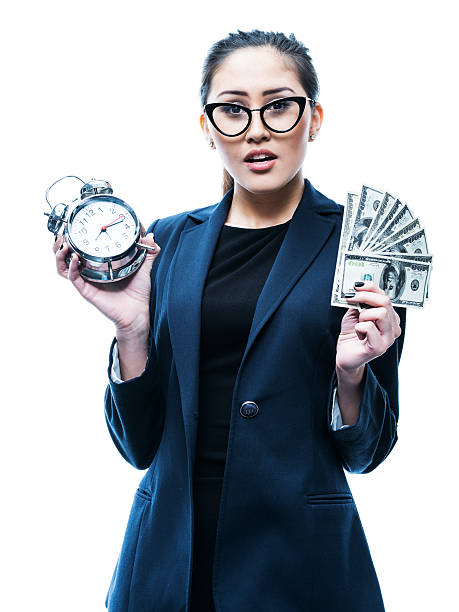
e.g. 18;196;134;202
309;133;316;141
209;140;215;148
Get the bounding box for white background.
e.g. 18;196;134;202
2;1;457;610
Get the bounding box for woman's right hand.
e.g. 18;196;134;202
53;231;161;335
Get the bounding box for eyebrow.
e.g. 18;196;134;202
216;87;295;98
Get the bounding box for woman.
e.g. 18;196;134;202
53;29;405;612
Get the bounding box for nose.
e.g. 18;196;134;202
245;110;270;142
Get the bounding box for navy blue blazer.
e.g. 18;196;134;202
104;178;406;612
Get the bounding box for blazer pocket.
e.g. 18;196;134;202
305;491;354;506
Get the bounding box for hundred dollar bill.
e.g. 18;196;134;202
332;193;359;303
369;251;433;299
330;184;433;309
380;227;428;255
375;217;421;251
346;185;384;252
366;203;414;251
371;252;433;266
360;192;397;251
331;253;431;308
362;196;403;250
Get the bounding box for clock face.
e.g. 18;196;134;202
68;197;138;259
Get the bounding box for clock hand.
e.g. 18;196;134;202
96;214;125;240
101;214;125;230
97;229;113;241
96;227;116;241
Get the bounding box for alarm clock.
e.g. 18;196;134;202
45;176;155;283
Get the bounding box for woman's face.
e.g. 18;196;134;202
200;46;323;194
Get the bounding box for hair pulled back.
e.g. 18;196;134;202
199;29;320;195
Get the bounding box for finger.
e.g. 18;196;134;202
358;288;400;320
67;252;80;282
345;290;392;309
353;280;386;296
139;233;161;270
55;239;71;277
67;253;88;297
359;298;401;340
353;281;383;308
138;232;157;251
354;320;384;352
358;305;393;335
53;234;64;254
344;280;389;307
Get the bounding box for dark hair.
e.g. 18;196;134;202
199;29;320;195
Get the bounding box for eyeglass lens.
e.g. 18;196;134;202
212;99;301;135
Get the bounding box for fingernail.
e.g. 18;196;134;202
344;292;356;298
59;244;63;251
354;281;364;287
54;235;58;242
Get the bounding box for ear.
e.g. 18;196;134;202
310;102;324;135
200;113;210;139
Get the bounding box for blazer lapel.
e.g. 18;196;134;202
241;180;337;372
166;189;233;471
166;179;339;472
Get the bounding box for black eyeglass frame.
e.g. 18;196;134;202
204;96;315;137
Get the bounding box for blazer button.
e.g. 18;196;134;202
240;401;259;418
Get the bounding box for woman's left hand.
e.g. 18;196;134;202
336;280;402;374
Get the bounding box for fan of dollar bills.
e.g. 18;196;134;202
331;185;432;309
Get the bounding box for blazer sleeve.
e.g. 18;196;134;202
326;306;407;474
103;219;165;470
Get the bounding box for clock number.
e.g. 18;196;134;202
110;207;116;214
125;223;130;230
95;246;100;252
79;227;88;235
80;218;88;225
83;239;89;245
105;245;110;251
115;242;122;248
98;207;103;213
122;232;128;239
85;209;95;217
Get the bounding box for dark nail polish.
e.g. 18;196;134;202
54;235;58;242
354;281;364;287
344;292;356;298
59;244;63;251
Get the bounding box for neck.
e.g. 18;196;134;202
226;171;305;229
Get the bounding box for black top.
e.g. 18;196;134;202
190;219;291;611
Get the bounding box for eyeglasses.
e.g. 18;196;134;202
204;96;315;137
